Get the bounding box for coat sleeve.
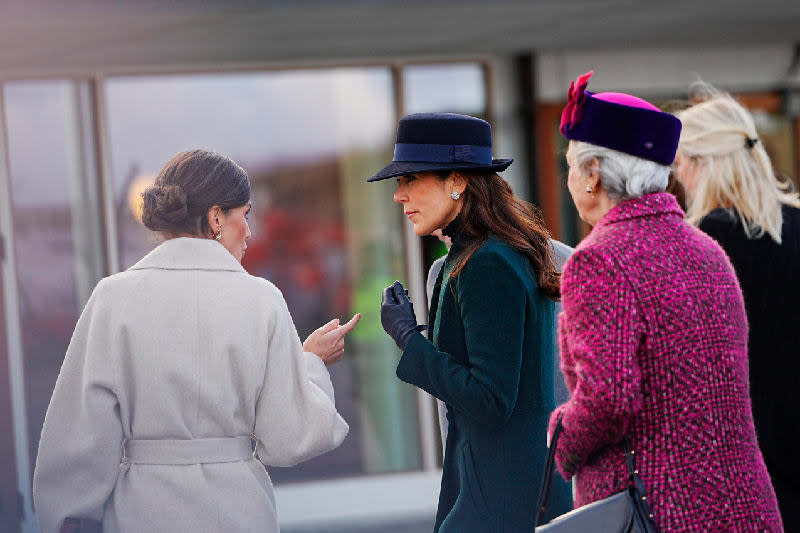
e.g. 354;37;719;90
557;312;578;393
252;291;348;467
548;248;644;479
396;250;527;428
33;279;124;533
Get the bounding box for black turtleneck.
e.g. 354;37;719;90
441;214;466;248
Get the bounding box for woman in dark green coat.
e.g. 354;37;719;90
367;112;572;532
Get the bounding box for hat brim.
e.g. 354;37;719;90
366;159;513;182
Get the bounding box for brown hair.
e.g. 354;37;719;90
665;172;687;211
142;149;251;237
440;171;561;300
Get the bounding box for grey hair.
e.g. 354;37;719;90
570;141;670;201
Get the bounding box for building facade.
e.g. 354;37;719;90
1;3;799;532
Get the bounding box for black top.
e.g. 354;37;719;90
442;214;465;245
698;204;800;483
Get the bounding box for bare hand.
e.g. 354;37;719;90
303;313;362;366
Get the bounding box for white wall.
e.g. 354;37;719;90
537;44;796;101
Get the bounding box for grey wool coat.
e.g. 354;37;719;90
33;237;348;533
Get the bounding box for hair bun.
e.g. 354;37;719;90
141;184;190;231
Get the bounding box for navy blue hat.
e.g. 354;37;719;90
366;113;513;182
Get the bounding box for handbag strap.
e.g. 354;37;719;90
533;416;562;527
533;416;655;528
623;440;655;525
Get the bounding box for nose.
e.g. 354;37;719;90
245;221;252;240
393;182;407;204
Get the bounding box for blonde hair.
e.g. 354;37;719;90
677;83;800;243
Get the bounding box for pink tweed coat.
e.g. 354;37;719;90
549;193;782;532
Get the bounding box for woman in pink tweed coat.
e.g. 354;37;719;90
549;71;782;532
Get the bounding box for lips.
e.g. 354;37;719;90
405;211;418;220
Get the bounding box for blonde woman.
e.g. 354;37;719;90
675;86;800;530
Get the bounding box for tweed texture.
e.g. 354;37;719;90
549;193;782;532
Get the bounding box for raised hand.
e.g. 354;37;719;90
380;280;427;351
303;313;362;366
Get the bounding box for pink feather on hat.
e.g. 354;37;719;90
560;70;594;135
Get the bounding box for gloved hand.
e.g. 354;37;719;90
381;280;428;351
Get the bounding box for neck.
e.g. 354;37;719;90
441;210;465;241
586;193;617;226
441;206;462;230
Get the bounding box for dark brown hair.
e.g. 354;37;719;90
439;171;561;300
142;149;250;237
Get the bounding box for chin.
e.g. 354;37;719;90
412;224;434;236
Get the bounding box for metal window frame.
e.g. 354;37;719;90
0;84;38;533
0;54;497;528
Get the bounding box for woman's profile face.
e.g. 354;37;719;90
216;203;252;263
393;172;463;236
673;150;699;196
565;146;593;224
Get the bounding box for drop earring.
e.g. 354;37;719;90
451;191;460;200
215;227;223;241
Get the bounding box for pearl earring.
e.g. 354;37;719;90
451;191;460;200
585;185;594;195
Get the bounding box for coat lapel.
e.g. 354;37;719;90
427;264;445;342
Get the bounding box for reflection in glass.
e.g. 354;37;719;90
104;69;422;482
4;80;105;473
402;63;488;267
403;63;486;116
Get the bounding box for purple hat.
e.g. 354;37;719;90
560;71;682;166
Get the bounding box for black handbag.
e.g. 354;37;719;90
533;417;659;532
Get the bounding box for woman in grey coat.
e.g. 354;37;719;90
33;150;359;533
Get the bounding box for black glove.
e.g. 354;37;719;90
381;280;428;351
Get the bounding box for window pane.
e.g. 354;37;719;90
403;63;486;116
104;69;422;483
4;80;105;473
403;63;488;265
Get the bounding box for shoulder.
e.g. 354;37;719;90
453;237;530;295
467;236;525;274
698;208;736;236
562;245;616;287
87;271;137;304
427;255;446;282
238;274;291;315
782;204;800;229
100;268;287;314
549;239;574;271
703;207;735;223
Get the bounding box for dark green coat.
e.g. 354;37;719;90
398;233;572;533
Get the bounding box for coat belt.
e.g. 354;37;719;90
122;436;254;465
